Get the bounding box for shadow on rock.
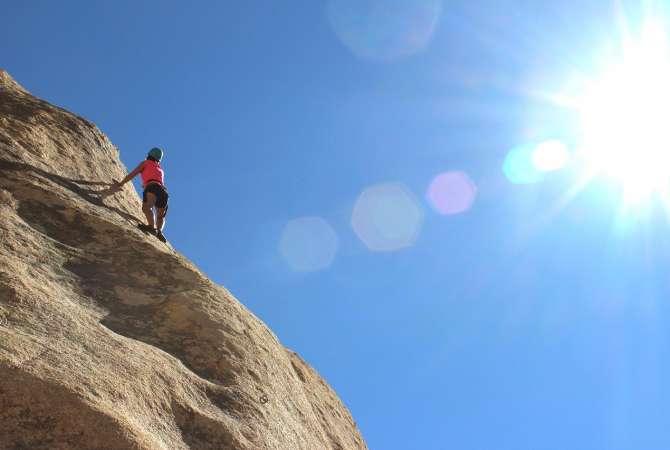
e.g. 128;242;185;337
0;159;138;224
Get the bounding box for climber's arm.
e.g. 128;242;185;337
114;161;145;189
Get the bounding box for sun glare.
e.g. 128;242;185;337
578;22;670;202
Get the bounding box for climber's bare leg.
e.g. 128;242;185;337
143;192;157;229
156;207;167;232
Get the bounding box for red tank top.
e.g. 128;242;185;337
141;160;164;187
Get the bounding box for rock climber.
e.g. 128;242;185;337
113;147;169;243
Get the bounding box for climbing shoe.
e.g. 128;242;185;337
156;230;167;243
137;223;157;235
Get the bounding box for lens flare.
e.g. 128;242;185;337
328;0;442;61
352;182;424;251
532;140;570;172
427;171;477;215
503;145;545;184
279;217;339;272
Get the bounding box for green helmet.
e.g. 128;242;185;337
148;147;163;161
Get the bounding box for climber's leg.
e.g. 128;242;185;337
156;207;167;232
142;191;157;229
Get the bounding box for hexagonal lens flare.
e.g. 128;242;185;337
279;217;339;272
328;0;442;61
351;183;424;252
532;140;570;172
503;144;545;185
427;171;477;215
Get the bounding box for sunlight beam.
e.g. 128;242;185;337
577;21;670;203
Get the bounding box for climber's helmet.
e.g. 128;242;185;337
148;147;163;162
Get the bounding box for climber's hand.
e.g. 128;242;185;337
101;181;122;197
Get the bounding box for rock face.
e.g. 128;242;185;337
0;70;366;450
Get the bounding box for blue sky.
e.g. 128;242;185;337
5;1;670;449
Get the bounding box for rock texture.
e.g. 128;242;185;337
0;70;366;450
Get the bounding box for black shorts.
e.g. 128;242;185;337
143;183;169;209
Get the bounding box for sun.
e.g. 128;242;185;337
577;22;670;202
